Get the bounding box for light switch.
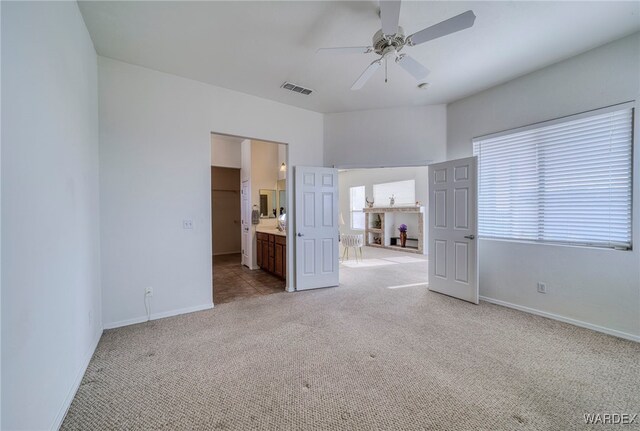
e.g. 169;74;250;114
183;219;194;229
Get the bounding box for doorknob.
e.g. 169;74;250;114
298;233;304;237
464;235;475;240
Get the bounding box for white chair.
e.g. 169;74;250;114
341;234;364;262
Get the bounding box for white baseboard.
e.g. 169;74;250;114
51;328;103;430
103;302;214;330
480;296;639;343
213;251;241;256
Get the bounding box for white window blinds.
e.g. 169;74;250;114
473;104;633;250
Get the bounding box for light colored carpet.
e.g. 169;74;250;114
341;258;397;268
62;249;639;430
382;256;427;264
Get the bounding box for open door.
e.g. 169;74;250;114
428;157;478;304
295;167;339;290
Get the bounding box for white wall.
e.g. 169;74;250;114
1;2;4;427
324;105;447;168
211;135;241;168
447;33;640;340
251;140;280;217
1;2;102;429
251;141;286;216
339;167;428;254
243;140;282;269
99;57;323;328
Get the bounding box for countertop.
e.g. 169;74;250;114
256;226;286;237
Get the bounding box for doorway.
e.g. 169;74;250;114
211;133;289;304
336;166;430;289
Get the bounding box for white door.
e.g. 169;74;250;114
241;180;250;267
295;167;339;290
428;157;478;304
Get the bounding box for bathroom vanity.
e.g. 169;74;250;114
256;228;286;279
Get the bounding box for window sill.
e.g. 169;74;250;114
478;237;632;252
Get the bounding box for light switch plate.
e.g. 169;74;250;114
183;219;194;229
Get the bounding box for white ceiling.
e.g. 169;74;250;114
78;1;640;113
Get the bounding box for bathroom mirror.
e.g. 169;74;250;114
276;179;286;215
259;189;277;218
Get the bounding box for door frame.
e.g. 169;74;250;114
333;163;432;284
210;132;293;293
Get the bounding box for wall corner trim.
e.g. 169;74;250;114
480;296;639;343
51;329;103;431
103;303;214;330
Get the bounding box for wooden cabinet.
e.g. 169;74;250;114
256;232;286;279
268;234;275;273
274;236;286;278
256;233;265;267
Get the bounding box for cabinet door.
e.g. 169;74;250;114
256;239;263;267
267;236;274;273
262;240;270;271
274;243;284;278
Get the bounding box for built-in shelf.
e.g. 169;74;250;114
387;245;421;254
363;206;425;254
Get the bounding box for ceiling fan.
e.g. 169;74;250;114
317;1;476;90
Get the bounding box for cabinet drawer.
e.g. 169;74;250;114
257;232;269;241
275;236;286;245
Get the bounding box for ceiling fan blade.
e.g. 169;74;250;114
407;10;476;46
351;59;382;90
316;46;372;55
380;0;402;35
396;55;430;80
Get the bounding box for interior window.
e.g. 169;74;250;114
350;186;366;230
373;180;416;206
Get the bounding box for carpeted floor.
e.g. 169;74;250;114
62;248;639;430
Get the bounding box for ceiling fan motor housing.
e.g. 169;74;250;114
373;26;406;56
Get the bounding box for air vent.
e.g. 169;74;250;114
281;81;313;96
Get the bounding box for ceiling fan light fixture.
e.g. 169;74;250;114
316;2;476;91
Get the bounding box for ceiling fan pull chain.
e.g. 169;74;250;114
385;57;388;83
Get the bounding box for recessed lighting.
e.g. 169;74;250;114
418;82;430;90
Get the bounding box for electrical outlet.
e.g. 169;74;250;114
183;219;194;229
537;282;547;294
145;287;153;297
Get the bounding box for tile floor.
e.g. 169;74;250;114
213;253;285;304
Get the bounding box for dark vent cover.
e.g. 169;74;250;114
281;81;313;96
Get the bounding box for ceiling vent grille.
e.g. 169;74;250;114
281;81;313;95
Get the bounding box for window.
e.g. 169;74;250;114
473;103;633;249
373;180;416;206
350;186;366;230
